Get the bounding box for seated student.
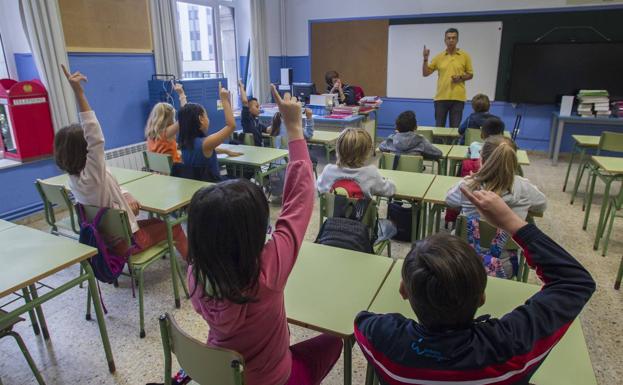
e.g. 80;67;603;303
238;79;268;146
178;84;241;182
325;70;356;106
56;65;188;259
462;115;506;176
317;127;396;199
144;82;187;163
187;85;342;385
446;136;546;277
458;93;494;144
355;187;595;384
378;110;443;160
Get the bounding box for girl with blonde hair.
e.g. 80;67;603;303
145;82;187;163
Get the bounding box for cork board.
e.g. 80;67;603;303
311;19;388;97
59;0;152;53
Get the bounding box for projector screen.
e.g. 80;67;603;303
509;42;623;104
387;21;503;100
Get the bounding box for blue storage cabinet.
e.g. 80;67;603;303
148;77;228;136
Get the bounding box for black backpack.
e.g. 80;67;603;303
315;195;375;254
386;153;418;242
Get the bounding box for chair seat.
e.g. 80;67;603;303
55;216;79;234
0;309;25;332
129;240;170;266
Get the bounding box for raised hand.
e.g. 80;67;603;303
271;84;303;141
305;108;313;120
61;64;87;94
423;45;430;60
460;185;527;234
219;82;231;103
172;82;184;95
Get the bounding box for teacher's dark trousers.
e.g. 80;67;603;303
434;100;464;128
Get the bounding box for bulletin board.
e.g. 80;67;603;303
58;0;153;53
311;19;388;97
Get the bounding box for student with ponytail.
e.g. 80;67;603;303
446;135;547;220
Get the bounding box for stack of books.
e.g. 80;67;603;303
359;96;383;108
577;90;610;118
332;106;359;115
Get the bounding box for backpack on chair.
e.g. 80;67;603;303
315;194;375;254
76;203;129;284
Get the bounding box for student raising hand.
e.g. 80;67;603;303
61;64;90;112
460;185;527;235
271;84;303;141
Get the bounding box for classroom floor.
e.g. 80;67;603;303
1;151;622;385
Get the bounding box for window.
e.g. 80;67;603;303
176;0;240;107
0;34;8;79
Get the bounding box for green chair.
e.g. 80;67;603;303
416;129;433;142
80;205;170;338
570;131;623;205
562;135;600;192
143;151;173;175
319;193;391;257
464;127;482;145
599;186;623;257
455;216;530;283
242;133;255;146
159;313;245;385
0;310;46;385
35;179;80;237
615;256;623;291
378;153;424;173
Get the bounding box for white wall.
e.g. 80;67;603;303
0;0;31;79
278;0;623;56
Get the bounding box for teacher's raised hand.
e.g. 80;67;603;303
423;45;430;60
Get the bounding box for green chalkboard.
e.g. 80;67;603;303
390;7;623;101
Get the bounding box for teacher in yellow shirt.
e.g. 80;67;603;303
422;28;473;128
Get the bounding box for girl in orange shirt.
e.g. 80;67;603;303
145;82;186;163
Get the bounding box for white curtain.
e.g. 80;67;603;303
250;0;270;103
19;0;77;130
150;0;183;79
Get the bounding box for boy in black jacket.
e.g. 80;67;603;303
355;186;595;385
238;79;267;146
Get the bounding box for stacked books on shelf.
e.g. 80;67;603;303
577;90;610;118
332;106;359;115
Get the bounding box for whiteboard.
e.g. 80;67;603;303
387;22;503;100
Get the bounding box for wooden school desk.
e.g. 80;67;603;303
259;113;368;135
285;242;395;385
418;126;460;144
0;225;116;374
420;175;462;237
121;174;213;307
549;112;623;166
563;135;601;192
433;144;453;175
306;130;340;163
0;219;16;232
41;167;152;188
217;144;288;187
367;260;597;385
377;169;436;241
582;155;623;249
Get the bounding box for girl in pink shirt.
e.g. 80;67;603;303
186;85;342;385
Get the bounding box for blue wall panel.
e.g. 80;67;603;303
67;53;155;149
0;159;60;220
14;53;39;81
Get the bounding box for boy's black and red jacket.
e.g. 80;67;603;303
354;224;595;385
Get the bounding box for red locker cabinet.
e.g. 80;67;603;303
0;79;55;161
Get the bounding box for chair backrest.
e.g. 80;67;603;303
455;216;519;250
378;152;424;173
242;133;255;146
79;204;132;246
511;115;522;141
143;151;173;175
465;128;482;145
35;179;80;234
598;131;623;154
416;129;433;142
319;192;377;230
159;313;245;385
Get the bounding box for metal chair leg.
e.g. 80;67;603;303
28;285;49;340
6;331;46;385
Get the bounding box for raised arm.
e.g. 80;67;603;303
422;45;434;77
462;187;595;364
262;85;314;290
201;83;236;157
238;79;249;107
61;64;106;183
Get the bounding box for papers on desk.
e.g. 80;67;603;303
577;90;610;117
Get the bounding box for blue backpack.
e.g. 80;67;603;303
76;204;129;284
